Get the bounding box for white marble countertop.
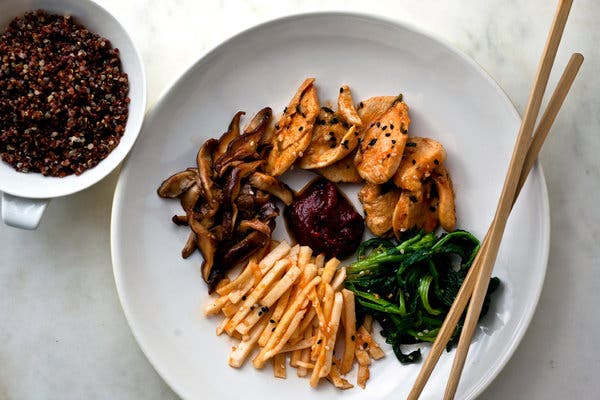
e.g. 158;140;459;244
1;1;599;399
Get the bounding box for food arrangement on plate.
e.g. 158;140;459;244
157;78;500;389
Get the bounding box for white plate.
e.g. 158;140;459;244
111;13;549;400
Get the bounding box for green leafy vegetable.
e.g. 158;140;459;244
345;230;500;364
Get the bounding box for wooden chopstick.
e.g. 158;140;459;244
406;51;582;400
442;1;575;399
406;3;581;399
516;52;584;200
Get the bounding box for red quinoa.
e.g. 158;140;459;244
0;10;129;177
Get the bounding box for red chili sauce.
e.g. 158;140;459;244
284;178;364;259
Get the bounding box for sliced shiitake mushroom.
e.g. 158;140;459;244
248;172;294;205
189;218;218;282
207;230;269;292
238;219;273;236
214;111;244;162
243;107;272;136
197;138;219;201
172;215;189;226
257;201;279;222
179;184;201;213
181;231;197;258
213;110;270;176
157;169;197;198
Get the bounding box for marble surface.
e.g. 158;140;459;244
1;0;599;399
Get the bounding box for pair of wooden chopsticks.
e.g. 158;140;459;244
408;1;583;399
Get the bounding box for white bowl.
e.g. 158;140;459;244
0;0;146;229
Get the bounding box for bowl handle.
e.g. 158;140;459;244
1;192;49;230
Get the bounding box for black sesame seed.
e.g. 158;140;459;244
385;133;391;137
409;195;418;203
406;142;417;147
412;159;416;165
299;126;303;132
339;87;344;93
376;122;381;127
368;138;377;146
351;335;356;341
330;117;339;124
270;319;275;324
317;339;322;344
321;106;334;114
241;295;247;301
391;139;396;144
274;124;280;130
272;327;276;332
283;106;288;113
434;159;439;165
359;101;364;108
390;124;394;130
429;206;437;212
382;125;387;130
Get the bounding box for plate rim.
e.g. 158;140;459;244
110;10;550;400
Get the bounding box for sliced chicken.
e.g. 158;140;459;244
358;182;401;237
337;85;362;127
431;165;456;232
392;182;439;238
393;137;446;192
357;95;398;129
266;78;320;176
316;151;362;183
354;100;411;184
297;108;359;169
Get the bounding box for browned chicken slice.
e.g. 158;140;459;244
431;165;456;232
356;95;398;129
354;100;411;184
316;151;362;183
265;78;320;176
358;182;401;237
337;85;362;127
392;183;439;238
393;137;447;192
298;111;359;169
